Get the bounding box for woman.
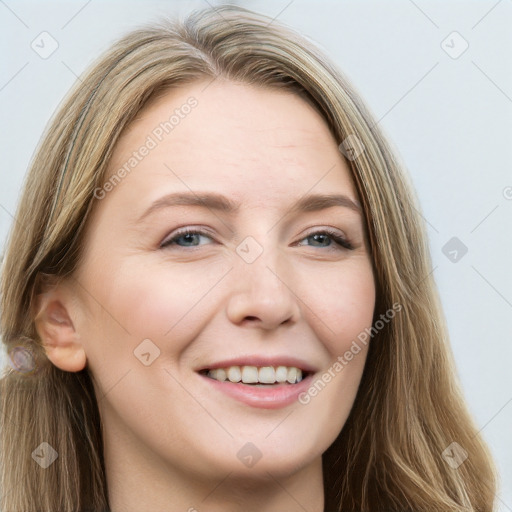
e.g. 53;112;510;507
0;5;497;511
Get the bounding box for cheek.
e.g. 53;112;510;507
80;258;232;367
295;260;375;429
82;253;375;363
307;259;376;356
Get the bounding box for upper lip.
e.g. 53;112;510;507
195;356;318;374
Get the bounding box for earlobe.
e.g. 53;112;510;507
33;295;87;373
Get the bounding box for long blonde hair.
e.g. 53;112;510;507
0;5;497;511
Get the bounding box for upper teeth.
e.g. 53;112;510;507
207;366;304;384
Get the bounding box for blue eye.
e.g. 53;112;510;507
161;229;212;248
160;228;353;251
298;229;353;250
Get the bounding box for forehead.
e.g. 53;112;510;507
101;79;358;213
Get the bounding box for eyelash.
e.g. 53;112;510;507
160;227;354;251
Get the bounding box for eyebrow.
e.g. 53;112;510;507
136;191;362;224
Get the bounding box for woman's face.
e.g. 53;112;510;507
70;80;375;484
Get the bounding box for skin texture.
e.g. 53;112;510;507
34;79;376;512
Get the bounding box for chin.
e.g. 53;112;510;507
210;437;323;481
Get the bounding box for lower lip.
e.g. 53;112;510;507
197;372;314;409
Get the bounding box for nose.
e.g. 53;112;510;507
225;245;301;330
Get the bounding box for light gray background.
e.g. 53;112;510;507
0;0;511;508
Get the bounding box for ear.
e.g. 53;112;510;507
33;285;86;373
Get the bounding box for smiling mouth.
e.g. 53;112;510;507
198;365;311;386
